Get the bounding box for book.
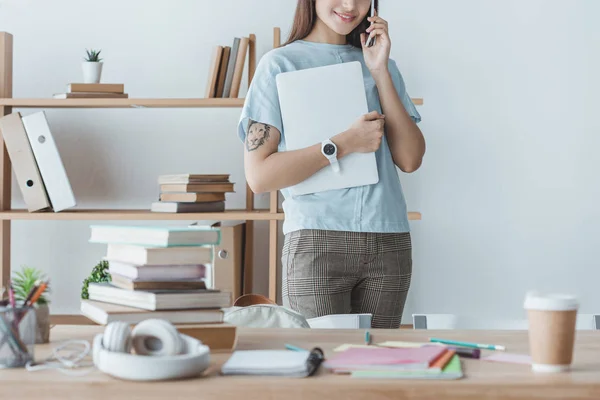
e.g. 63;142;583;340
222;38;240;98
158;174;230;184
205;45;224;98
89;224;221;247
106;243;212;265
53;92;129;99
87;282;232;310
215;46;231;98
80;299;223;325
108;261;206;280
150;201;225;213
0;112;51;212
177;323;237;352
350;354;464;380
323;346;448;372
159;192;226;203
229;37;249;98
21;111;76;212
159;183;234;193
109;273;207;291
68;83;124;93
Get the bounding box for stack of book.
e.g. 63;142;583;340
53;83;128;99
151;174;234;213
0;111;75;212
81;224;232;326
205;36;250;98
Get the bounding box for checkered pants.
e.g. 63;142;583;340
282;229;412;329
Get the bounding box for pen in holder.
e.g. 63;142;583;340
0;305;37;368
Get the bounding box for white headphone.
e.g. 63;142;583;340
93;319;211;381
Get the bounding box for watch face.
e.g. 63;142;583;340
323;143;336;156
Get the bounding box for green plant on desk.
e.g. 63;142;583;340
81;260;111;299
12;266;50;305
84;48;102;62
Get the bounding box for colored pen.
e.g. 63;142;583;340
429;338;505;351
22;280;40;306
448;346;481;359
365;330;372;345
285;344;308;352
27;280;48;306
8;282;15;307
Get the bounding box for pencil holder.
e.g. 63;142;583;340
0;306;37;368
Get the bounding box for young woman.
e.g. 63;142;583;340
237;0;425;328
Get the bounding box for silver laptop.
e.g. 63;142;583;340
276;61;379;196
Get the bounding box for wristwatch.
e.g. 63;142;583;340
321;139;340;173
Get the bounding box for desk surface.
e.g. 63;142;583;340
2;325;600;400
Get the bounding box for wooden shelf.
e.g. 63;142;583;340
0;209;421;221
0;98;246;108
0;209;284;221
0;97;423;109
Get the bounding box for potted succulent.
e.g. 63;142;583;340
82;48;103;83
11;266;51;344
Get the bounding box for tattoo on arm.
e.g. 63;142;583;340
246;120;271;152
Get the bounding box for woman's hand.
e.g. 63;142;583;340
361;12;391;78
333;111;386;155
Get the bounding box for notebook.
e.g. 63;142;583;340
221;348;324;377
351;354;464;380
323;346;447;372
276;61;379;196
89;224;221;247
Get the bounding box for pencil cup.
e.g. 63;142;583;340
0;306;37;368
524;292;578;373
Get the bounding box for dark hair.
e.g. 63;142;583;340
283;0;378;48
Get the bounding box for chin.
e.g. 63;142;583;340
327;11;363;35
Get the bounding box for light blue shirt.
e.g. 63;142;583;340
238;40;422;236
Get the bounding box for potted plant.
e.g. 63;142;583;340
82;48;103;84
81;260;111;300
11;266;51;344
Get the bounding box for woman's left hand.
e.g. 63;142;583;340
361;12;391;77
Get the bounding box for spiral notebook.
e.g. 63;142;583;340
221;348;324;377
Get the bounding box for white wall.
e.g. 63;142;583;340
1;0;598;322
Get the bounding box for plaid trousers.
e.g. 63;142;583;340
282;229;412;329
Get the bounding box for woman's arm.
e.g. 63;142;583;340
363;14;426;173
374;71;426;173
244;112;385;193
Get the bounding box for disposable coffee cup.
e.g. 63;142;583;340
524;292;579;373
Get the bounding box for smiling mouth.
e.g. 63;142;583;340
334;11;357;23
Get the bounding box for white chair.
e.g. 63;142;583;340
412;313;599;330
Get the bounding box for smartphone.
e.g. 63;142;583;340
366;0;376;47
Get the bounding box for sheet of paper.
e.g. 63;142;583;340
333;344;374;352
483;353;532;364
377;341;444;348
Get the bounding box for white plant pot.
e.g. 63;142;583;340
82;61;103;84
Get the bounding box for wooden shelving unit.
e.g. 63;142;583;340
0;98;247;108
0;28;423;305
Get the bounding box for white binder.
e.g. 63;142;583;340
0;112;51;212
21;111;76;212
276;61;379;196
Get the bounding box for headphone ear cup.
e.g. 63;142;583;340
102;321;132;353
131;319;183;356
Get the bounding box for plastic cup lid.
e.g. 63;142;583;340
524;292;579;311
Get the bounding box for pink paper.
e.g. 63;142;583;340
324;346;447;369
483;353;532;365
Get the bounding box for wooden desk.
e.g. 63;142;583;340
2;326;600;400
